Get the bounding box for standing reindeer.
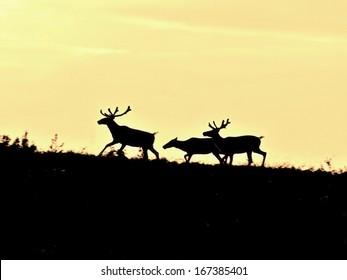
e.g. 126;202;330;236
163;137;224;164
97;106;159;159
203;119;266;166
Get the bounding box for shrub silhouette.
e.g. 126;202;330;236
0;131;37;156
49;133;64;153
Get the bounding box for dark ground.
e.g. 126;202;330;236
1;150;346;260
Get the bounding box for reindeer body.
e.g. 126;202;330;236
203;119;266;166
163;137;223;163
217;135;262;154
98;106;159;159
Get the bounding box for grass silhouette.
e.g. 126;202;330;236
1;133;346;260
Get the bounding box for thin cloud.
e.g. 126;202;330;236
115;14;347;47
1;39;129;56
58;45;129;56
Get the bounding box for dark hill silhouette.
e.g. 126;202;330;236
1;140;346;260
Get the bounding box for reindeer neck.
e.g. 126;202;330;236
106;120;120;135
212;133;224;144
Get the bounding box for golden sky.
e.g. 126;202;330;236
1;0;346;170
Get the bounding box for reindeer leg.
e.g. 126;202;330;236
262;151;267;166
116;144;126;152
149;147;160;160
117;144;127;157
213;152;223;165
254;148;267;167
98;140;117;156
221;154;228;164
223;155;228;164
229;154;234;165
143;148;149;159
247;151;253;166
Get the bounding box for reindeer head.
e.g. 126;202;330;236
163;137;178;149
203;119;231;138
97;106;131;125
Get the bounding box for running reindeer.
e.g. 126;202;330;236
97;106;159;159
163;137;224;164
203;119;266;166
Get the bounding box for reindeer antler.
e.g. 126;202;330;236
100;106;131;118
100;109;113;117
114;106;131;117
220;119;231;129
208;122;216;129
208;119;230;130
108;107;119;116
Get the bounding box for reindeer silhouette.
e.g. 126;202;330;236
163;137;224;164
203;119;266;166
97;106;159;159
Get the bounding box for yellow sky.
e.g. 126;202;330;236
1;0;346;170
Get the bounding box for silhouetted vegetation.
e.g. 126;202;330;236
0;131;37;156
49;133;64;153
1;133;346;260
